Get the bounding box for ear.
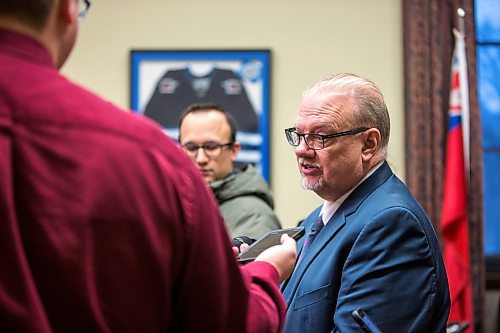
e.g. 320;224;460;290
360;128;381;162
231;142;241;162
57;0;79;24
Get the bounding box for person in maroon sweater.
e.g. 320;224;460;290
0;0;296;332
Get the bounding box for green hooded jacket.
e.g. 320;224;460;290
210;164;282;239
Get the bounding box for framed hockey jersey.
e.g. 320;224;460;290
130;50;271;181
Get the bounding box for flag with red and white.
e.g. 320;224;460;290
441;27;474;332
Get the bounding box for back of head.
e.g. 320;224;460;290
0;0;81;69
303;73;391;149
0;0;53;31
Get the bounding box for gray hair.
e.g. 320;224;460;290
303;73;391;149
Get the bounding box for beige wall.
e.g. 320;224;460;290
63;0;404;227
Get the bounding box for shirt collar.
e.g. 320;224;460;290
320;160;384;224
0;28;53;68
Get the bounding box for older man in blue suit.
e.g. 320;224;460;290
281;73;450;332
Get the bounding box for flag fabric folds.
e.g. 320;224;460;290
441;28;474;332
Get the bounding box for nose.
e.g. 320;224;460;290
294;138;315;158
194;148;209;164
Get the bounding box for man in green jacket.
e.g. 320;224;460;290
179;103;281;239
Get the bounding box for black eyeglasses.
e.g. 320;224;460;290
285;127;369;150
182;142;233;158
78;0;91;21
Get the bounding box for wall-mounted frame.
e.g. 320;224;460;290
130;50;271;181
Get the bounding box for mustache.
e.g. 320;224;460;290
298;160;321;168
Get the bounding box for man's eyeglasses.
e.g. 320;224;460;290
182;142;233;158
78;0;91;21
285;127;369;150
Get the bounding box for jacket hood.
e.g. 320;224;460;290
210;164;274;208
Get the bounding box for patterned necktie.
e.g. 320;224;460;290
298;216;324;263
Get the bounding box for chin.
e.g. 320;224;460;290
300;176;323;192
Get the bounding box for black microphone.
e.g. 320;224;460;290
232;236;256;252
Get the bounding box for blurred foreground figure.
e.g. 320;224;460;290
0;0;296;332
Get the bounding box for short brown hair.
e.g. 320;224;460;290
178;103;238;143
0;0;53;31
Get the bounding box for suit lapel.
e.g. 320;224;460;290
281;162;394;305
281;208;346;303
300;162;394;267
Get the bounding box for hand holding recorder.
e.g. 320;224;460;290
255;234;297;282
236;227;304;282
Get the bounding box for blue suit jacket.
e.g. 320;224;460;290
281;162;450;333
